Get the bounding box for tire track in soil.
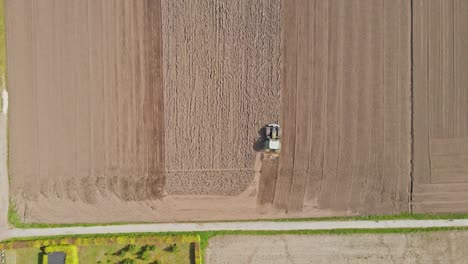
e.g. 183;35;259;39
257;156;279;206
162;0;281;196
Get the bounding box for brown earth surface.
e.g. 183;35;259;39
7;0;167;222
412;0;468;213
6;0;467;224
205;231;468;264
162;0;281;196
273;0;411;214
7;0;296;224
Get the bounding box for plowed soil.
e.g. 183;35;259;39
7;0;446;224
273;0;411;214
412;0;468;213
7;0;165;221
6;0;287;223
162;0;281;195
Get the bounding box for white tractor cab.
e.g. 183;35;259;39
264;124;281;154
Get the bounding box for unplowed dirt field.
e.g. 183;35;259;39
206;232;468;264
6;0;468;224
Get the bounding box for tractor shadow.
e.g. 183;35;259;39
253;126;267;152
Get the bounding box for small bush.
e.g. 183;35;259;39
119;258;135;264
165;244;178;253
139;245;148;252
115;244;136;256
140;250;149;261
148;245;156;251
137;245;151;260
128;244;136;251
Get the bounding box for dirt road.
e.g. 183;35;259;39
206;232;468;264
4;219;468;242
0;113;7;230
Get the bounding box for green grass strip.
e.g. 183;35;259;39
2;227;468;264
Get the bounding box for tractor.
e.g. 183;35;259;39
264;124;281;154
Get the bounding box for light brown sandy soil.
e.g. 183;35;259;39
162;0;281;195
7;0;293;224
18;150;339;223
412;0;468;213
7;0;165;222
257;156;279;205
206;232;468;264
8;0;465;224
273;0;411;214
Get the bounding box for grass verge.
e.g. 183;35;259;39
2;228;468;264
